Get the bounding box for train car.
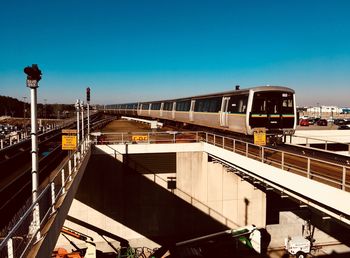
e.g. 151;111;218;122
106;86;296;143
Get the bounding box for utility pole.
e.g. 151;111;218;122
86;87;90;142
23;96;27;119
24;64;42;240
80;100;84;142
75;100;80;146
44;98;47;119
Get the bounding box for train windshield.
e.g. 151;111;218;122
252;91;294;114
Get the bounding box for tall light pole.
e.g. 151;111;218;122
24;64;42;239
80;100;84;142
75;100;80;146
23;96;27;119
86;87;90;142
44;98;47;119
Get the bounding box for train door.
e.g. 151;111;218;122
160;102;164;117
172;102;176;119
138;103;142;116
189;100;195;121
220;97;230;127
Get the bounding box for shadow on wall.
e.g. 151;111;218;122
75;151;228;247
267;190;350;247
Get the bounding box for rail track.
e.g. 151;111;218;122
0;113;113;232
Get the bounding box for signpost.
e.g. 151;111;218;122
62;135;77;150
62;129;77;150
253;128;266;146
86;87;90;142
132;135;148;142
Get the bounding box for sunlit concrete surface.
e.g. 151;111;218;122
54;141;350;256
292;130;350;144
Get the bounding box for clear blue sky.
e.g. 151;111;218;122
0;0;349;106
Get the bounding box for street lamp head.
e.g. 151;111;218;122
24;64;42;88
75;99;80;110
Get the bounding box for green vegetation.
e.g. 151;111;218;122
0;95;75;119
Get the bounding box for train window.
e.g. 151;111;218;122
142;104;150;110
282;99;293;108
252;91;294;114
151;103;161;110
163;102;172;111
194;97;222;112
126;103;136;109
194;99;204;112
176;100;191;111
227;95;248;113
209;97;222;112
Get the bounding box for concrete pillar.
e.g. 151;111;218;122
176;151;266;228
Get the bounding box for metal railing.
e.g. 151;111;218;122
198;132;350;192
93;131;350;192
288;134;350;154
0;139;91;258
93;131;199;145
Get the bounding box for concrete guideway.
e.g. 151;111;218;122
96;141;350;226
0;140;92;258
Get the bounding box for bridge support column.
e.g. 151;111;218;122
176;151;266;228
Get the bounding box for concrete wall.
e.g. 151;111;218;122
55;150;229;254
176;151;266;228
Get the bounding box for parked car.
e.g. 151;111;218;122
338;125;350;130
299;119;309;126
334;119;346;125
316;119;328;126
308;118;316;125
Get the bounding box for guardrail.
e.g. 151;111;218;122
199;132;350;192
289;134;350;154
93;131;350;193
0;139;91;258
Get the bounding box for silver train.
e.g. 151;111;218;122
106;86;297;142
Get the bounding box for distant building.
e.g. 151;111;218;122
341;108;350;114
306;106;343;117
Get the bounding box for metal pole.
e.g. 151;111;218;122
76;100;80;146
87;102;90;142
27;79;41;239
23;96;27;119
30;87;39;202
81;100;84;142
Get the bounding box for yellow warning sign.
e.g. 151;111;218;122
62;129;77;134
132;135;148;142
254;128;266;146
62;135;77;150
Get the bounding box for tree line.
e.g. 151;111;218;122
0;95;76;119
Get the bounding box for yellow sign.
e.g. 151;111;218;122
62;129;77;134
254;128;266;146
132;135;148;142
62;135;77;150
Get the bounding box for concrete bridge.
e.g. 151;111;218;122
1;122;350;257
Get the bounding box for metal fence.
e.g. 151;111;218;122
94;131;350;193
0;139;91;258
